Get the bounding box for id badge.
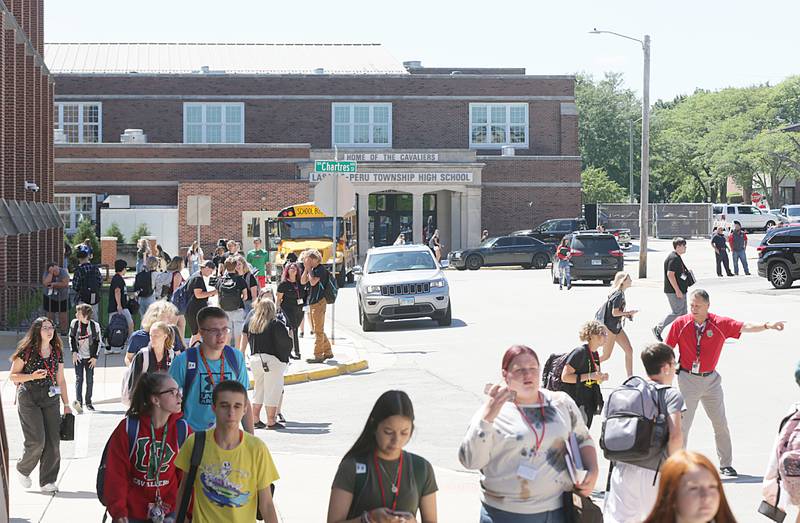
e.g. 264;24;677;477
691;361;701;374
296;298;304;305
147;499;168;523
680;273;688;281
516;462;538;481
48;386;60;397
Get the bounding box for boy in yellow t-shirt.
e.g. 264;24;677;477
175;380;279;523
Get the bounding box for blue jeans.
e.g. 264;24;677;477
480;504;565;523
732;249;749;275
558;261;571;288
139;294;156;318
135;258;144;273
74;358;94;405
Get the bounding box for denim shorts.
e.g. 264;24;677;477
480;503;565;523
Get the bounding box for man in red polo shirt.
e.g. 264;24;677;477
665;288;785;477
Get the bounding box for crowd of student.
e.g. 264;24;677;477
13;235;797;522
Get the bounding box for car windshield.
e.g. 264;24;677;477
788;208;800;217
479;237;497;247
366;251;437;273
573;236;619;251
279;217;344;240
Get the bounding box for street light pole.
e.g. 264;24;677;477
629;119;634;204
589;29;651;277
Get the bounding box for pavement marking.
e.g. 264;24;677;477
73;409;92;459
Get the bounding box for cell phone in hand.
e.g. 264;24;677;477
484;383;516;401
388;510;414;520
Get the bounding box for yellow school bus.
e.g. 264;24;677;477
270;202;357;285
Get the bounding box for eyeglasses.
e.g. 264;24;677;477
508;367;539;377
40;325;55;331
157;387;182;397
200;327;232;337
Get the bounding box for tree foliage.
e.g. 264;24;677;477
104;222;126;244
581;167;627;204
130;223;151;244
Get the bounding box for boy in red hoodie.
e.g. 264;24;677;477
105;372;190;522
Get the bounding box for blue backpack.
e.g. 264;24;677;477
183;345;241;394
171;280;191;314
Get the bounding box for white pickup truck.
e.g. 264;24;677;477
712;204;777;231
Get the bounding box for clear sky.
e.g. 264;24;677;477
44;0;799;102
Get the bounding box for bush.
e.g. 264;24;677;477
71;219;100;261
105;222;126;244
131;223;151;244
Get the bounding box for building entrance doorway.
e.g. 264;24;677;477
368;193;437;247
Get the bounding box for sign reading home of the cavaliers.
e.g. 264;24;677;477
310;171;472;184
341;153;439;162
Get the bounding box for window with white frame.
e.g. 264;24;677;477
183;103;244;144
469;103;529;148
54;102;102;143
332;103;392;147
55;194;96;233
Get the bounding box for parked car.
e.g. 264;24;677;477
511;218;587;244
355;244;451;331
779;204;800;224
757;225;800;289
550;232;625;285
586;227;633;249
767;209;790;225
448;236;554;271
713;204;776;231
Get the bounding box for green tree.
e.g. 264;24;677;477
575;72;642;191
130;223;151;244
581;167;627;204
71;219;100;261
104;222;126;244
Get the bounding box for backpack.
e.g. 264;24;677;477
75;264;103;305
542;352;571;392
322;270;338;304
151;271;173;299
106;312;130;349
217;274;243;311
120;349;151;407
183;345;241;395
171;280;191;314
600;376;668;467
97;416;189;517
776;407;800;505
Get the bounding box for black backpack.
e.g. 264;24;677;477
217;274;242;311
322;270;338;304
105;312;129;349
76;264;103;305
542;352;571;392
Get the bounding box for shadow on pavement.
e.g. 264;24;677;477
51;490;98;499
721;474;763;484
277;421;331;435
374;319;467;332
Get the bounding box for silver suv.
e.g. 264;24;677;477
355;244;451;331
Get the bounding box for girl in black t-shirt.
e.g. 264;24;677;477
561;320;609;428
598;271;638;377
276;262;305;360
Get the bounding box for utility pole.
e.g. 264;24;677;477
639;35;650;278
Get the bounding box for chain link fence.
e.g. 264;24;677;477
595;203;713;239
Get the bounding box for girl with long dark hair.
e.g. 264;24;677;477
105;372;190;523
327;391;438;523
10;317;72;492
276;262;305;360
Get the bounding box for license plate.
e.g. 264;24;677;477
399;297;414;306
591;259;602;265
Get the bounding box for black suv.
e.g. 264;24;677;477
757;225;800;289
551;232;625;285
512;218;588;244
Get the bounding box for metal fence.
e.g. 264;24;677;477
596;203;713;239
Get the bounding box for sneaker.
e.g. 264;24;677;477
40;483;58;493
72;400;83;414
277;413;286;424
17;470;31;489
289;352;301;360
652;325;663;342
719;466;738;477
306;357;327;364
266;422;285;430
254;421;267;430
85;403;95;411
104;347;113;355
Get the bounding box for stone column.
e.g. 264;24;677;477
357;192;370;263
100;236;117;281
466;187;482;248
412;192;424;245
451;191;463;251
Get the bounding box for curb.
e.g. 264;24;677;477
284;359;369;385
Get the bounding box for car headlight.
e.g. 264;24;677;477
430;279;446;288
365;285;382;294
452;252;461;259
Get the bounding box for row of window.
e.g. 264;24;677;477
54;102;530;148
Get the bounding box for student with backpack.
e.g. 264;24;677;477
102;372;190;523
761;361;800;523
598;271;638;377
175;380;279;523
125;300;185;366
133;256;159;318
72;245;103;320
602;343;685;523
301;249;335;364
69;303;101;413
122;322;175;407
186;261;218;346
168;306;253;433
216;258;249;347
235;254;260;315
327;390;438;523
108;259;135;353
560;320;609;428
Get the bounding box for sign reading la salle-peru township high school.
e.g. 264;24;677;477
309;171;473;184
314;160;357;173
341;152;440;162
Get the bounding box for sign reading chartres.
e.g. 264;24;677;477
314;160;357;173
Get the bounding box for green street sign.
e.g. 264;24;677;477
314;160;357;173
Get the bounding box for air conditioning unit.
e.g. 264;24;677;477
121;129;147;144
53;129;66;144
501;145;516;157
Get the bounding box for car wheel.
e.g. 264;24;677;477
455;266;467;271
532;253;549;270
765;221;776;230
360;306;376;331
769;262;793;289
437;303;452;326
603;279;612;286
466;254;482;270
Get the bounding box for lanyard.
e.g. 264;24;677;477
41;351;57;383
516;392;546;455
585;349;600;387
153;349;170;372
694;321;706;362
149;420;169;499
374;452;403;511
200;350;225;388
